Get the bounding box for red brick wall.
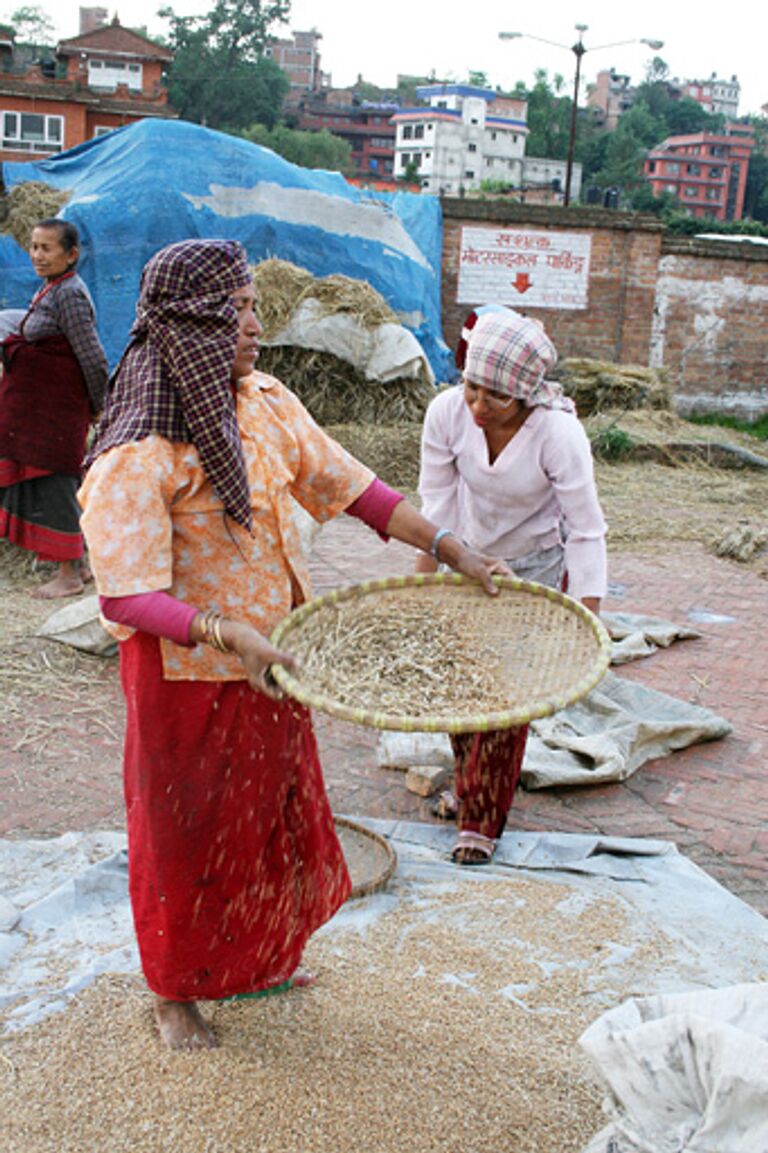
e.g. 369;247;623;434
440;199;768;417
652;236;768;419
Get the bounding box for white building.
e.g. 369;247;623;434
678;74;740;120
391;84;528;196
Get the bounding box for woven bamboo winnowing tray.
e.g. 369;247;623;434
269;573;611;733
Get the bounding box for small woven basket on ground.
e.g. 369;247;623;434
269;574;611;733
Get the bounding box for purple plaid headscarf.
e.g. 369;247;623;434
464;310;575;413
87;239;254;529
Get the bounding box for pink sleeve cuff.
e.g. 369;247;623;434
345;477;405;539
100;591;199;647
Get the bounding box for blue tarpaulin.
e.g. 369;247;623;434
1;118;452;378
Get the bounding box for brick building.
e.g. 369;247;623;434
296;92;397;182
644;128;754;221
266;28;329;106
586;69;635;131
0;17;174;163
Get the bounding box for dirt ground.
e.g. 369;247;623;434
1;413;767;841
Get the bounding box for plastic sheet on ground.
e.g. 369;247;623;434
602;610;702;665
579;983;768;1153
2;821;767;1039
521;670;731;789
377;666;731;789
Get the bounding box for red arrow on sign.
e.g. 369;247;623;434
513;273;532;293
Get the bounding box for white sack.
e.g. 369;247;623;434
36;594;117;657
266;299;435;384
580;983;768;1153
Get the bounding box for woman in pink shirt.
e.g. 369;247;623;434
416;308;607;865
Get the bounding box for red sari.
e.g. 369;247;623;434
120;631;351;1001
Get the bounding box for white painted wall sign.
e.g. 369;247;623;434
457;225;592;310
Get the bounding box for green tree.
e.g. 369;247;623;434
7;3;53;44
239;124;353;172
523;69;571;159
159;0;291;130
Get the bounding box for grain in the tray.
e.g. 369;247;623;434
284;585;600;721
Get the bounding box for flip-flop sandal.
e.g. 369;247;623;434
226;969;316;1001
430;789;458;820
451;830;496;866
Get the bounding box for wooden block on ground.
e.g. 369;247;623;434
405;764;450;797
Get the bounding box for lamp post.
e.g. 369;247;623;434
499;27;664;207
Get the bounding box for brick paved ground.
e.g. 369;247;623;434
2;520;766;917
310;519;768;916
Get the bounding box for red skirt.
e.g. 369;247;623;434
0;461;83;561
120;632;351;1001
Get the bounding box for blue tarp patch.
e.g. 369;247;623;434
1;118;451;378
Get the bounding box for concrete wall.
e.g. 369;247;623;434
440;198;768;418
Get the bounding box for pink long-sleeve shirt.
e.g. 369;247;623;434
418;386;607;601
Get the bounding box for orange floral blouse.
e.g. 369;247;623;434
78;371;374;681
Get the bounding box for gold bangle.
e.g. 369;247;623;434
201;609;230;653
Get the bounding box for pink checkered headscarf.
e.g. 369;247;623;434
463;310;575;413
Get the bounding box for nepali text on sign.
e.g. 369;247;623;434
457;226;592;310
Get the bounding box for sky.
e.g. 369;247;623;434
32;0;768;117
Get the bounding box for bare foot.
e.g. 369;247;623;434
153;997;218;1051
79;560;94;584
32;566;85;599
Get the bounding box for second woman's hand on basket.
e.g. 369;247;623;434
440;537;512;595
382;501;510;596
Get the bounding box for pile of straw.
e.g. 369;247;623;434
259;347;434;426
556;357;672;416
252;258;433;426
252;258;397;340
0;181;71;249
325;423;422;489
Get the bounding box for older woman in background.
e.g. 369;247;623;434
0;218;107;597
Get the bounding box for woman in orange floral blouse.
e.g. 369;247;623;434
79;239;507;1051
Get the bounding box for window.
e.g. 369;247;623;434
2;110;63;153
414;124;424;139
666;162;680;175
88;58;143;91
648;161;656;173
465;170;475;179
93;125;115;137
402;125;413;139
468;142;477;153
684;186;698;198
705;187;720;201
686;163;701;176
709;167;723;178
400;153;411;166
665;184;677;194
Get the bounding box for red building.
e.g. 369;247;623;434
0;17;175;163
644;128;754;221
296;94;397;182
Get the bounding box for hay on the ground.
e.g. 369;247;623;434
0;182;71;249
556;357;672;416
258;346;434;426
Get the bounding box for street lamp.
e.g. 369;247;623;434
499;27;664;207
